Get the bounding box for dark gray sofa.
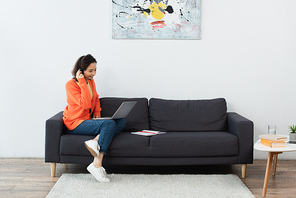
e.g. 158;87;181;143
45;97;253;178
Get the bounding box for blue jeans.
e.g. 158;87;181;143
67;119;126;154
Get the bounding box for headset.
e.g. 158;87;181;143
78;56;84;72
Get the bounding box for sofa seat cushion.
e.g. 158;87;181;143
149;98;227;132
106;132;151;156
60;134;96;156
148;132;238;157
100;97;149;131
60;133;151;157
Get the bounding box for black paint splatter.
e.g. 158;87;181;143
132;6;151;14
165;5;174;14
180;9;189;22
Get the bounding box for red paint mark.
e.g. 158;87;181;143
151;21;166;30
153;24;165;30
151;20;165;25
174;24;182;32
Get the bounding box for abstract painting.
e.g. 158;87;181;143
112;0;201;39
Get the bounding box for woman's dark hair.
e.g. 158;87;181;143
72;54;97;79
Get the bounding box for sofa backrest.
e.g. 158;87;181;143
100;97;150;131
149;98;227;132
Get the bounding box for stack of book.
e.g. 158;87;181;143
131;130;166;136
259;134;287;148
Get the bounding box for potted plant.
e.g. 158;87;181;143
288;125;296;143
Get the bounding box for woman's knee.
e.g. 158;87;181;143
102;120;116;129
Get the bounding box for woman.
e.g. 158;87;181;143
63;54;126;183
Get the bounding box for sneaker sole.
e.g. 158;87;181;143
84;142;98;157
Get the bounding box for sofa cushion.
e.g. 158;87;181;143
100;97;149;131
60;132;151;157
107;132;151;156
149;98;227;132
148;132;238;157
60;134;96;156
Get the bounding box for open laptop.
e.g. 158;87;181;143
92;101;137;120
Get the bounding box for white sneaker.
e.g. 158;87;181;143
84;140;100;157
87;163;110;183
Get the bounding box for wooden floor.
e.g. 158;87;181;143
1;159;296;198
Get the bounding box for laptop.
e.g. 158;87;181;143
92;101;137;120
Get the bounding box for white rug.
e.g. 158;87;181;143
46;174;255;198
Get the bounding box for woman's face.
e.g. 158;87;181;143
84;62;97;81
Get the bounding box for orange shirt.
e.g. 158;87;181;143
63;78;101;130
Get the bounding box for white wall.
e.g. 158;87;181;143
1;0;296;159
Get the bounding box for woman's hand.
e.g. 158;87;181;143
76;70;84;79
93;115;100;118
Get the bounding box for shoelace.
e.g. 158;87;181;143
97;167;107;177
101;167;107;175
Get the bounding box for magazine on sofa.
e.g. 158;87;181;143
131;130;166;136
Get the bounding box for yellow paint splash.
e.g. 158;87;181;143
143;2;166;20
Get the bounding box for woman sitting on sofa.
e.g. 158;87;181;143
63;54;126;183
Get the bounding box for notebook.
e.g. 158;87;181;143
92;101;137;120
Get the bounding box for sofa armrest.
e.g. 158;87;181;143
227;112;254;164
45;111;64;163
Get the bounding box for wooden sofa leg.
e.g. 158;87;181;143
51;163;56;177
241;164;247;178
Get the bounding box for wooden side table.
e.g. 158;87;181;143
254;136;296;197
